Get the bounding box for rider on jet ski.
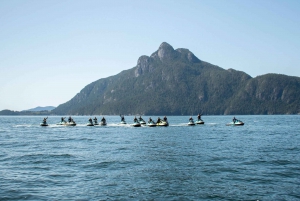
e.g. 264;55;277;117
93;117;97;123
197;114;202;121
157;117;161;123
233;117;237;123
43;117;48;123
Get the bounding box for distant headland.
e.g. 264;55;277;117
0;106;55;115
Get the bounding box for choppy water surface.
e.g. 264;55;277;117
0;115;299;200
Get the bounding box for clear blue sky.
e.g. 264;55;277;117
1;0;299;111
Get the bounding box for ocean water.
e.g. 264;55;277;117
0;115;299;200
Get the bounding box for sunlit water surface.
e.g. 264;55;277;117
0;115;299;200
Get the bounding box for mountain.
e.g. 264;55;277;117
0;109;51;115
52;42;300;115
24;106;56;112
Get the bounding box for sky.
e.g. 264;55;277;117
0;0;300;111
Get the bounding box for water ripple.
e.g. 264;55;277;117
0;115;299;200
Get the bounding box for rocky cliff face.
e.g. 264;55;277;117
52;42;300;115
134;56;155;77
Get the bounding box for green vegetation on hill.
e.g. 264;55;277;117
52;42;300;115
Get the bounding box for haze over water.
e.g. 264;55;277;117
0;115;299;200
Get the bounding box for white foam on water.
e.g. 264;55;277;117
206;123;218;126
14;124;33;128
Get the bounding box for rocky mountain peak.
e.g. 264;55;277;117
158;42;174;51
151;42;177;62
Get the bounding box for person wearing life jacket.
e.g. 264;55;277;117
157;117;161;123
43;117;48;124
93;117;98;123
233;117;237;123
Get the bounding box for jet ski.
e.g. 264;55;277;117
226;119;244;126
93;119;99;125
120;120;127;124
66;121;76;126
131;121;141;127
57;121;76;126
120;116;126;124
100;120;107;126
147;120;156;127
138;117;146;124
58;116;77;126
40;122;48;126
40;117;48;126
188;119;195;126
195;119;205;124
56;121;66;125
57;117;67;125
87;119;94;126
157;120;169;127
